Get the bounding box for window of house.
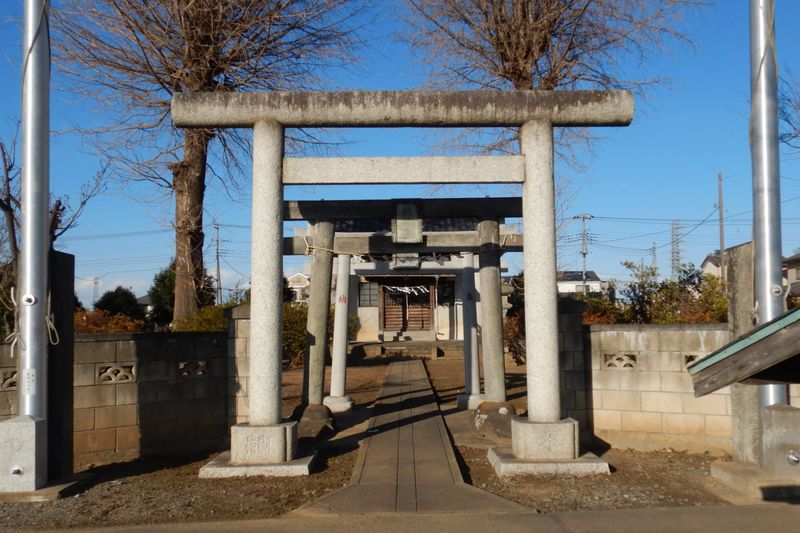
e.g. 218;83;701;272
359;282;379;307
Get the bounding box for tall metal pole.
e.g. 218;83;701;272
717;173;727;283
19;0;50;420
750;0;787;411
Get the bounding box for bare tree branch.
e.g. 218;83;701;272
53;0;365;319
403;0;701;155
0;126;105;336
780;70;800;150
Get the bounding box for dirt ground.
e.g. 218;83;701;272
424;358;731;512
1;356;735;530
0;362;388;531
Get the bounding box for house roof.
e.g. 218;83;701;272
557;271;602;282
785;252;800;267
688;307;800;396
701;253;721;268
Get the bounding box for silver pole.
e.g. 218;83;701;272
19;0;50;419
750;0;787;410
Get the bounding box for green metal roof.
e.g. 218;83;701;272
687;307;800;376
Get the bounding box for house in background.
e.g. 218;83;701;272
700;252;723;277
556;270;609;296
785;252;800;308
136;294;153;316
701;244;799;307
286;272;310;302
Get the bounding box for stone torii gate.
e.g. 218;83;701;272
282;197;524;415
172;90;632;476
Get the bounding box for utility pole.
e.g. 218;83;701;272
651;242;657;268
92;277;99;305
215;223;223;304
671;220;682;280
717;173;726;283
573;214;592;294
750;0;787;415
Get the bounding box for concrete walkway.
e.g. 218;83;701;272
298;360;524;514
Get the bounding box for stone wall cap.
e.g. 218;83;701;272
589;323;728;332
225;302;251;320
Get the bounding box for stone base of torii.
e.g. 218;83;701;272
172;90;633;478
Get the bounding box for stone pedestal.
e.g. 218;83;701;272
231;422;297;464
511;417;578;460
199;421;314;478
323;395;354;413
0;416;47;492
488;417;609;477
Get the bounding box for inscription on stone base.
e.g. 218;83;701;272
231;422;297;465
511;417;579;460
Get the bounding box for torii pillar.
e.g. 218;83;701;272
172;90;632;477
457;252;483;409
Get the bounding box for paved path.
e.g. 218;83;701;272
298;360;524;514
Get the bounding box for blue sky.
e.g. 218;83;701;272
1;1;800;306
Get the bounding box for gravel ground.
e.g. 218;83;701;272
1;356;736;530
457;446;729;512
0;362;387;531
424;358;733;511
0;448;358;530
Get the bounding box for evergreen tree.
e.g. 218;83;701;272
95;286;145;321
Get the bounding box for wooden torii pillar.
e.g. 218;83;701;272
172;90;632;477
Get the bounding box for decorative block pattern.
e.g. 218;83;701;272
97;363;136;384
179;360;208;377
604;353;637;369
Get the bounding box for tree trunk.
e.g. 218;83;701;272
171;128;211;321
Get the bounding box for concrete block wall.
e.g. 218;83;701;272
557;300;591;443
1;332;228;472
72;332;229;471
581;324;733;453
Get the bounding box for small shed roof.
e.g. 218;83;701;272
687;307;800;397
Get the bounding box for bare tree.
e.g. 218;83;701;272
54;1;363;320
404;0;699;154
0;129;104;335
779;72;800;150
